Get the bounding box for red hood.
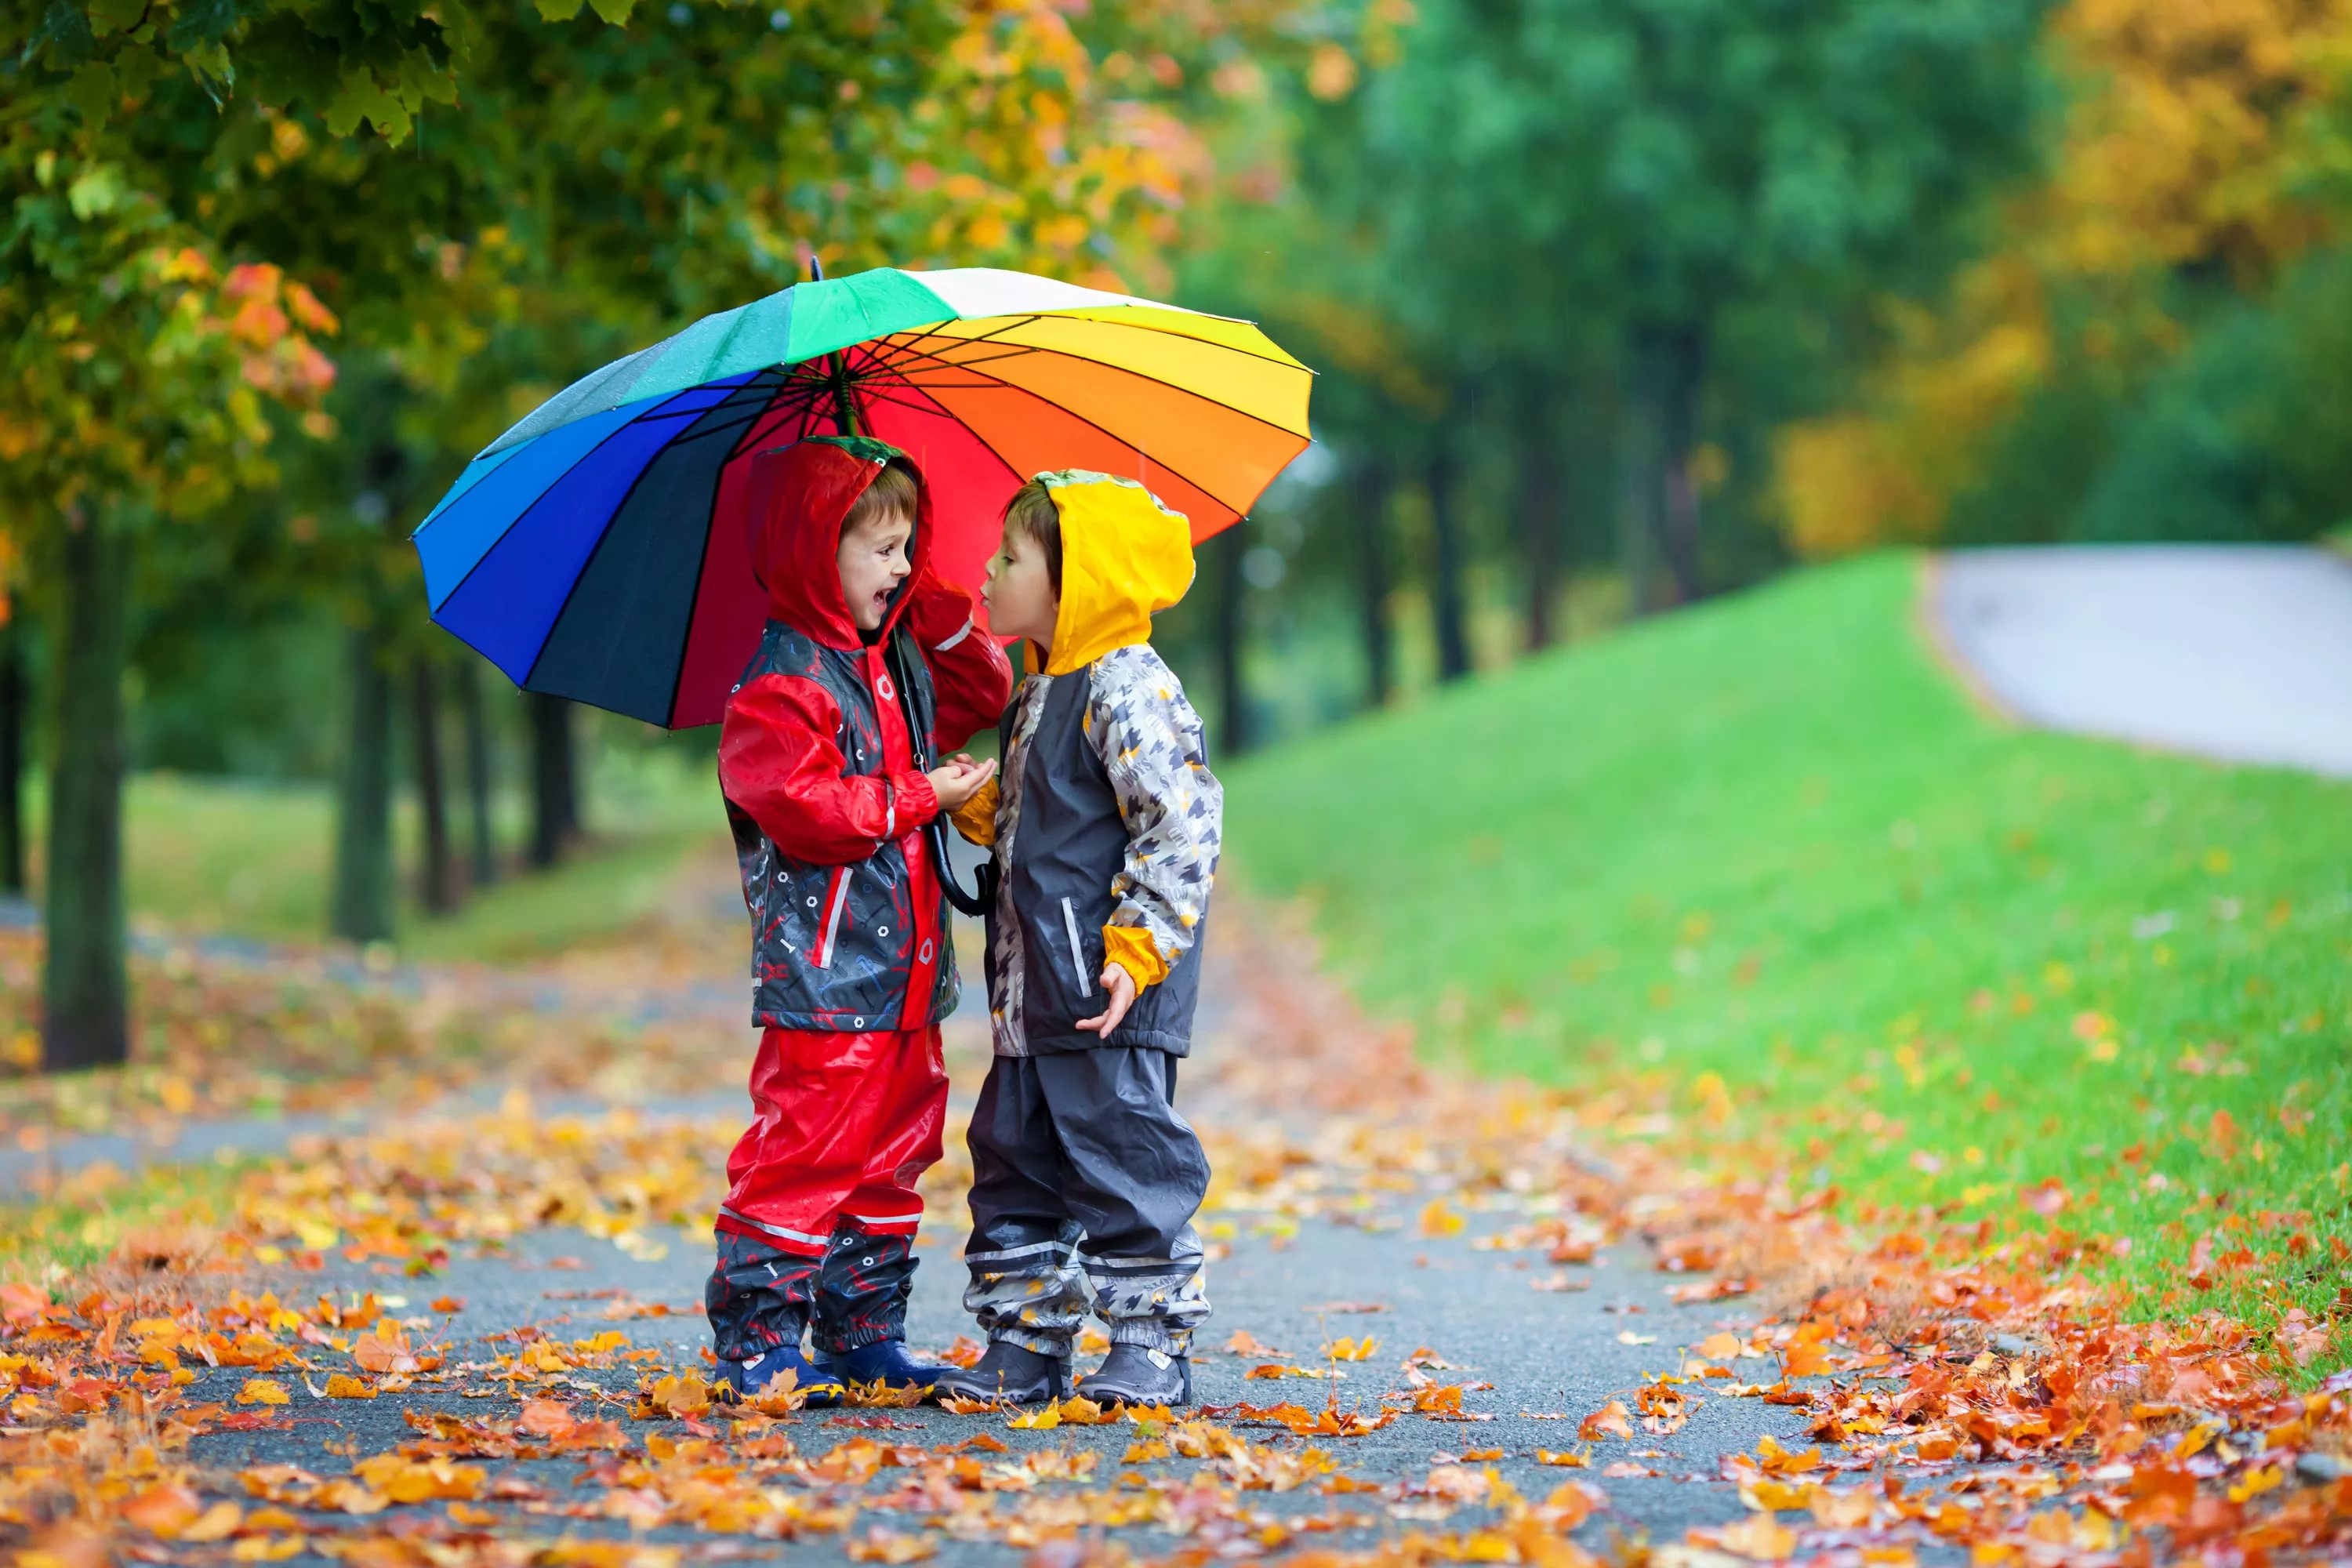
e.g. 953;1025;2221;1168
744;437;932;652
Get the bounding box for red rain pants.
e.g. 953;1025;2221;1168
715;1024;949;1258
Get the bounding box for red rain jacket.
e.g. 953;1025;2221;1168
719;436;1011;1031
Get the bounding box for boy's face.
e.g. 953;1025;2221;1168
982;527;1058;649
836;506;913;632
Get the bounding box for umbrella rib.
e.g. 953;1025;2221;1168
842;335;1294;516
931;374;1276;521
890;309;1314;375
865;336;1319;448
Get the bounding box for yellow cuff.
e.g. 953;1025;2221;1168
948;775;1000;848
1100;924;1169;991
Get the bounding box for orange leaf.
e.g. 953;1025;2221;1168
1577;1399;1633;1442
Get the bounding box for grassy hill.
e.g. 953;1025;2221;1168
1225;553;2351;1338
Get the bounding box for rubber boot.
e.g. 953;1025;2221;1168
931;1340;1069;1405
821;1338;944;1395
1080;1343;1192;1407
714;1344;844;1407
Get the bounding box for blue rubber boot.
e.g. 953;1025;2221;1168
822;1338;946;1396
716;1344;844;1406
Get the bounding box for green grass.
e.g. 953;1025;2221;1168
26;753;715;959
1225;553;2352;1347
0;1156;254;1287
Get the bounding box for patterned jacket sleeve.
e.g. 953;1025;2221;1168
1083;649;1223;990
720;673;939;866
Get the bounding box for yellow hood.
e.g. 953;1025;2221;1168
1036;471;1196;677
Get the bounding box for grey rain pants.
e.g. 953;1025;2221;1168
960;1047;1210;1356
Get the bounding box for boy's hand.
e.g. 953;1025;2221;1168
1076;963;1138;1036
927;757;996;811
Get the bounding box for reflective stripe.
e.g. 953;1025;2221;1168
719;1207;830;1247
814;869;850;968
846;1211;924;1228
933;618;974;654
965;1239;1075;1265
1062;897;1092;997
884;785;896;840
1076;1254;1196;1272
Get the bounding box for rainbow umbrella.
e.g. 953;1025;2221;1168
412;266;1313;729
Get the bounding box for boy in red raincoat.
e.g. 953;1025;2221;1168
706;434;1009;1402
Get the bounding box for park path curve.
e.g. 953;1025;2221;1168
1931;544;2352;777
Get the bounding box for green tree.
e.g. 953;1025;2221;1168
1361;0;2049;602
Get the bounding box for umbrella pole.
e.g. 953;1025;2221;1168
826;353;861;437
808;255;860;437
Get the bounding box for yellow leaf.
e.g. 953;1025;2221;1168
1008;1404;1061;1430
237;1378;290;1406
1419;1199;1466;1237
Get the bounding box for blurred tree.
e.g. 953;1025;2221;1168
528;693;581;870
0;608;24;896
1351;449;1397;704
411;655;456;915
1422;436;1472;681
1779;0;2352;554
455;662;499;891
1367;0;2049;602
4;0;456;1065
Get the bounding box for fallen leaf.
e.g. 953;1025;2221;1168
1708;1512;1796;1560
1578;1399;1634;1442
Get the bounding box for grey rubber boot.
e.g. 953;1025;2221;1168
1079;1343;1192;1406
931;1340;1069;1405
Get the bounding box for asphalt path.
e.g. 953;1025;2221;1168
1933;545;2352;777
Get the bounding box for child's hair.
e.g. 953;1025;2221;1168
842;458;920;536
1002;479;1063;594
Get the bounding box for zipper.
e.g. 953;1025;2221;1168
1061;897;1093;998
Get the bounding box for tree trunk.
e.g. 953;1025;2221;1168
1353;453;1396;709
329;628;397;944
528;691;579;869
456;660;497;890
1426;445;1472;682
0;612;26;896
1515;380;1563;651
1655;322;1708;606
411;657;457;915
41;514;131;1073
1212;529;1248;758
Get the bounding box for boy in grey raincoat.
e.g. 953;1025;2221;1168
931;470;1222;1407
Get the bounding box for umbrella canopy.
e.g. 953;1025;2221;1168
412;267;1313;728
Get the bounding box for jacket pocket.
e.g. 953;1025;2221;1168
1059;896;1094;998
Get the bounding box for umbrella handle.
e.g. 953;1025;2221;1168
930;819;996;918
